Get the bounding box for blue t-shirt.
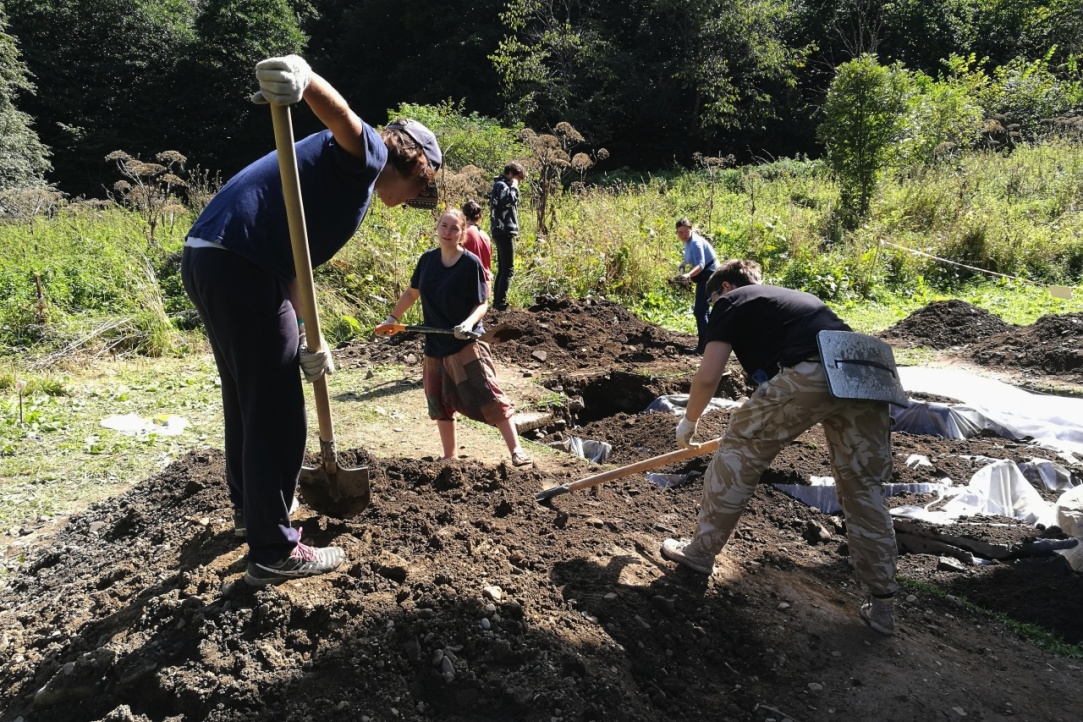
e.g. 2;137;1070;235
682;232;718;275
409;248;487;358
188;127;387;280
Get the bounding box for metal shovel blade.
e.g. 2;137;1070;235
298;462;370;519
536;482;572;502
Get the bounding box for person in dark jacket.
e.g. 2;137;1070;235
489;161;526;311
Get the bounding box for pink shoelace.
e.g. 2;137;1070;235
291;528;318;562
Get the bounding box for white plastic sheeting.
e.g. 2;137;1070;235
645;394;743;416
565;436;613;463
897;366;1083;456
890;401;1027;441
772;477;956;515
100;413;190;437
775;459;1069;527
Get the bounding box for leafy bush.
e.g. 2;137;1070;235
390;99;528;178
818;55;909;227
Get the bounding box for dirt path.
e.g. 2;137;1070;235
1;297;1081;722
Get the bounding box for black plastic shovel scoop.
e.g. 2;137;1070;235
271;103;370;518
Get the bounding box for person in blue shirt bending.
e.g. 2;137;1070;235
181;55;442;586
675;217;719;353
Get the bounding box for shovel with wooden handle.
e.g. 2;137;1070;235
536;437;721;502
271;102;370;518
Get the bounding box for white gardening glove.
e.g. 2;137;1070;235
299;336;334;382
251;55;312;105
676;416;700;449
453;322;474;340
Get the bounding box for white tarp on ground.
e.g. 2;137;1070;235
897;366;1083;457
645;394;743;416
565;436;613;463
100;413;190;437
775;459;1070;527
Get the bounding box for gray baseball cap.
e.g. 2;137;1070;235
387;118;442;172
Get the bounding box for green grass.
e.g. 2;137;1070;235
900;578;1083;658
0;354;224;533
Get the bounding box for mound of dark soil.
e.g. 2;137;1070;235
4;441;1081;722
337;296;702;377
879;300;1013;349
970;312;1083;378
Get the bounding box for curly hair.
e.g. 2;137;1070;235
381;119;437;185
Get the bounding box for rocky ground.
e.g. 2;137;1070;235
2;296;1081;722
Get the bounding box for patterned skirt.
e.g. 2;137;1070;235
423;341;514;425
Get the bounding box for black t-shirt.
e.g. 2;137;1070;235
410;248;487;357
706;284;851;381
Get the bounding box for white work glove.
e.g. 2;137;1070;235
299;336;334;382
251;55;312;105
676;416;700;449
453;322;474;340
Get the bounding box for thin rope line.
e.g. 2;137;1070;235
878;239;1074;293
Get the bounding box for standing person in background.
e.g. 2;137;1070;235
675;217;718;353
375;210;533;468
489;161;526;311
462;199;493;298
660;259;899;635
182;54;442;586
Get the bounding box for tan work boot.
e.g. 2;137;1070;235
660;538;716;574
860;595;895;635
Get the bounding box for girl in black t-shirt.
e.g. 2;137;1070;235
376;210;532;467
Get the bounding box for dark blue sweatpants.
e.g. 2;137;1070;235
181;246;303;564
693;272;712;351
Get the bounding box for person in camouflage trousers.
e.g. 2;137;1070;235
660;258;898;635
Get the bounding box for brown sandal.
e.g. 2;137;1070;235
511;449;533;467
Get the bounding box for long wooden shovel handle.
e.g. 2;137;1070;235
271;103;336;471
568;437;721;493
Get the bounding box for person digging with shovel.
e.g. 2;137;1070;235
181;55;442;586
374;209;533;468
659;259;900;635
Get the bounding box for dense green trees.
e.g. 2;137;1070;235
5;0;195;195
4;0;304;196
490;0;809;162
0;0;1079;196
0;3;49;190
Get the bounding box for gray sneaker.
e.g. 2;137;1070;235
660;538;716;574
244;539;345;586
860;595;895;635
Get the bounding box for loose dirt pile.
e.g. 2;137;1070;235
2;297;1082;722
338;295;703;379
879;300;1013;349
969;313;1083;377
